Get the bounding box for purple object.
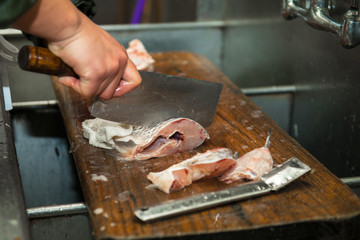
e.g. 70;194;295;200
131;0;147;24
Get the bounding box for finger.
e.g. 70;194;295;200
57;76;80;90
97;75;122;99
112;59;142;97
60;75;99;99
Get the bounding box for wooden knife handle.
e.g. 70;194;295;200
18;45;78;78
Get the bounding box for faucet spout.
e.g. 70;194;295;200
340;8;360;47
282;0;360;48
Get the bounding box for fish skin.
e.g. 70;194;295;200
114;118;209;160
82;118;133;149
147;148;236;193
219;147;273;184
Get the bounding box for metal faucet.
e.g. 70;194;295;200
282;0;360;48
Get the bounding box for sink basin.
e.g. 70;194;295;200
11;105;83;208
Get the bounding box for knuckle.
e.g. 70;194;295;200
109;60;120;73
119;55;128;68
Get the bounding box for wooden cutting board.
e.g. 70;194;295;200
52;52;360;240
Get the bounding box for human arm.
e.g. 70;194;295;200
11;0;141;99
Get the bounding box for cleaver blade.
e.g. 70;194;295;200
90;71;223;127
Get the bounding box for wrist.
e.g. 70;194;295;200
48;5;84;43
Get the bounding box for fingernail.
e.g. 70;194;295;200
112;87;122;97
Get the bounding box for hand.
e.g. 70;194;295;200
12;0;141;99
49;15;141;99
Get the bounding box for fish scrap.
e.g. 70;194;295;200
147;148;237;193
148;131;273;193
219;132;273;183
126;39;155;71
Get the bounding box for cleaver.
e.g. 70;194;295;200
17;46;223;127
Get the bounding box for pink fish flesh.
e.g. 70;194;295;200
219;147;273;184
114;118;209;160
147;148;236;193
126;39;155;71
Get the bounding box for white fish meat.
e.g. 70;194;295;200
82;118;209;160
147;148;236;193
126;39;155;71
219;132;273;184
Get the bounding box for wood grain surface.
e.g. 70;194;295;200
52;52;360;240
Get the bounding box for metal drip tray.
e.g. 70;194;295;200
11;103;83;208
10;103;93;240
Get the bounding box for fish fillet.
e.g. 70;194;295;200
126;39;155;71
82;118;209;160
147;148;236;193
219;133;273;183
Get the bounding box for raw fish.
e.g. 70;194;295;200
147;148;236;193
126;39;155;71
219;132;273;183
82;118;209;160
